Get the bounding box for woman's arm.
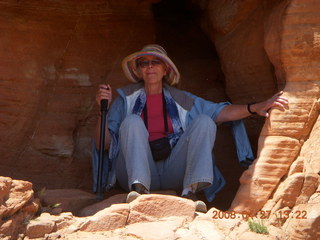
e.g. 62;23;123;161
215;91;289;123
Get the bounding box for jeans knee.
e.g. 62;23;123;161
192;115;216;134
120;114;145;133
123;114;143;124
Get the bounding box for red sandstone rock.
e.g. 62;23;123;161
78;190;177;217
39;189;96;215
238;231;279;240
0;177;11;203
0;0;319;237
288;157;304;176
188;218;225;240
0;177;39;238
189;4;320;238
125;217;186;240
80;203;129;232
193;0;277;104
0;0;157;191
0;178;293;240
127;194;195;224
26;213;56;239
273;173;305;208
283;203;320;240
78;193;127;217
206;207;243;235
0;177;36;218
296;173;320;205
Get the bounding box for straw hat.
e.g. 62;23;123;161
121;44;180;85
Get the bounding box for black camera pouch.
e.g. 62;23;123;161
149;137;171;161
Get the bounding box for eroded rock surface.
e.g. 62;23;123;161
0;179;287;240
0;177;39;239
191;1;320;239
0;0;158;191
0;0;319;239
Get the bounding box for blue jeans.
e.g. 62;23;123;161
115;114;217;192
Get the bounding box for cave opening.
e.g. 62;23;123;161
150;0;260;210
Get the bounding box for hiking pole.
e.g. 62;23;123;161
96;97;109;201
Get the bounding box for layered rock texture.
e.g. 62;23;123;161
192;0;320;239
0;177;39;239
0;0;320;239
0;180;289;240
0;0;159;190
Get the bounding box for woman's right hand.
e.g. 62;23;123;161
96;84;112;108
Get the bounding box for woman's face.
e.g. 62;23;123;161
137;56;167;85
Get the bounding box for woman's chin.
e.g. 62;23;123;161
144;78;163;85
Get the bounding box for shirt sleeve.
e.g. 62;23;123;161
107;96;125;160
107;96;125;134
183;91;231;122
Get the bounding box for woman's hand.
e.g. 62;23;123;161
96;84;112;108
216;91;289;123
251;91;289;117
95;84;112;149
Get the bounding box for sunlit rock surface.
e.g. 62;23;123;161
0;0;319;239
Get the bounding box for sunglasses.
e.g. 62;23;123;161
137;59;163;68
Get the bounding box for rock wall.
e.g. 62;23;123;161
0;0;159;190
1;1;319;236
0;0;240;207
192;0;320;238
191;0;279;103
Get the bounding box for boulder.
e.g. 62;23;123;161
39;189;96;215
125;217;186;240
238;231;278;240
26;213;56;239
78;193;127;217
0;177;12;203
80;203;129;232
0;177;39;238
283;203;320;240
187;218;225;240
272;173;305;208
127;194;195;224
1;178;34;218
206;207;243;235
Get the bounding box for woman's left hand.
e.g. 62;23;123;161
251;91;289;117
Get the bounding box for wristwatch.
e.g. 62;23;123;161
247;103;257;115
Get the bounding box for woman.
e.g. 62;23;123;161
94;44;288;208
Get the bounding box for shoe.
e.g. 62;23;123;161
195;200;207;213
182;191;207;213
126;191;141;203
181;191;198;201
133;183;149;194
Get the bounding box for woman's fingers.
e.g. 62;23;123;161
257;91;289;117
100;84;111;91
96;84;112;106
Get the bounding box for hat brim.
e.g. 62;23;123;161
122;51;180;85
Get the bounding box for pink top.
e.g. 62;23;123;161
141;93;173;141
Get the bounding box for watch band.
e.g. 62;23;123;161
247;103;257;115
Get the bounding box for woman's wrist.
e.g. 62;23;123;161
247;103;257;115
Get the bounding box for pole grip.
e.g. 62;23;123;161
101;99;108;112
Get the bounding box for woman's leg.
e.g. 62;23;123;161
160;114;217;192
115;114;160;192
